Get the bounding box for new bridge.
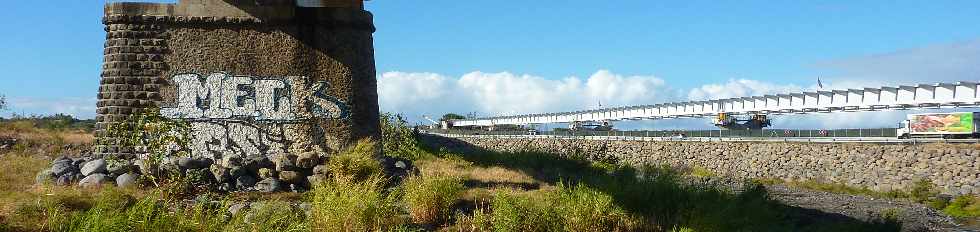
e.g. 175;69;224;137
451;81;980;128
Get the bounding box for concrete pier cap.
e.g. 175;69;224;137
97;0;381;159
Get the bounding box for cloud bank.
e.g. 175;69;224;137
379;70;678;121
379;39;980;129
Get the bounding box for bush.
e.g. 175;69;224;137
328;138;383;182
381;113;429;160
402;175;464;225
310;176;403;231
943;195;980;218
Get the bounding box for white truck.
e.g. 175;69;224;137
898;112;980;139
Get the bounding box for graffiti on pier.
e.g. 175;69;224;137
160;73;349;157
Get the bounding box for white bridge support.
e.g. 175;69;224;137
452;81;980;127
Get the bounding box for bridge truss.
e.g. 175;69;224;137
451;81;980;127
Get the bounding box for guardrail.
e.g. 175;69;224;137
428;128;900;138
426;131;980;144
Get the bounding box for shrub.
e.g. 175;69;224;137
943;195;980;218
310;176;402;231
101;108;192;187
328;138;383;182
381;113;429;160
909;179;938;203
402;175;464;225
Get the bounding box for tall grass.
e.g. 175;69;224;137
401;175;464;225
309;176;402;231
478;183;640;232
328;139;383;182
41;188;308;232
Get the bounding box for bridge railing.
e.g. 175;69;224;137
428;128;900;138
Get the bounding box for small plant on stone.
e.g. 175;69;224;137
101;108;192;187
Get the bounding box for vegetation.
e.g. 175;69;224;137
0;114;95;132
401;175;464;225
310;176;402;231
440;113;466;122
101;108;192;187
328;139;384;182
2;112;971;231
380;113;427;160
0;94;7;111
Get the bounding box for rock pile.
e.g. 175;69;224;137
36;154;415;192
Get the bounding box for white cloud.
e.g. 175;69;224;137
3;97;97;119
688;79;803;101
378;70;675;122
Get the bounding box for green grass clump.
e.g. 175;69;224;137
943;195;980;218
401;175;464;225
689;166;716;178
42;188;309;232
329;138;383;182
310;176;402;231
481;183;639;232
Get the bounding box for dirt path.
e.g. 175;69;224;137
765;184;972;232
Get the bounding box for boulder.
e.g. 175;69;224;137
51;159;77;177
55;175;73;186
79;174;108;188
106;160;132;175
211;166;231;183
81;159;107;176
236;175;257;190
178;157;213;170
258;168;277;179
380;156;416;183
279;171;303;184
116;173;139;188
296;152;320;169
312;165;329;175
256;177;283;193
307;174;327;186
244;155;274;173
272;153;300;172
35;169;54;185
220;155;243;168
228;166;248;179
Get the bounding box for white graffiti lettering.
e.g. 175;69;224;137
161;72;348;158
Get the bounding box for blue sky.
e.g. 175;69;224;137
2;1;980;128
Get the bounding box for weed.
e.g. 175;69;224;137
688;166;716;178
310;176;403;231
101;108;192;187
328;138;383;182
402;174;464;225
381;113;430;160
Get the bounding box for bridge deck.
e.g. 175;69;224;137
453;81;980;126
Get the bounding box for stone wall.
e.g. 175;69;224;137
422;135;980;195
97;0;379;158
